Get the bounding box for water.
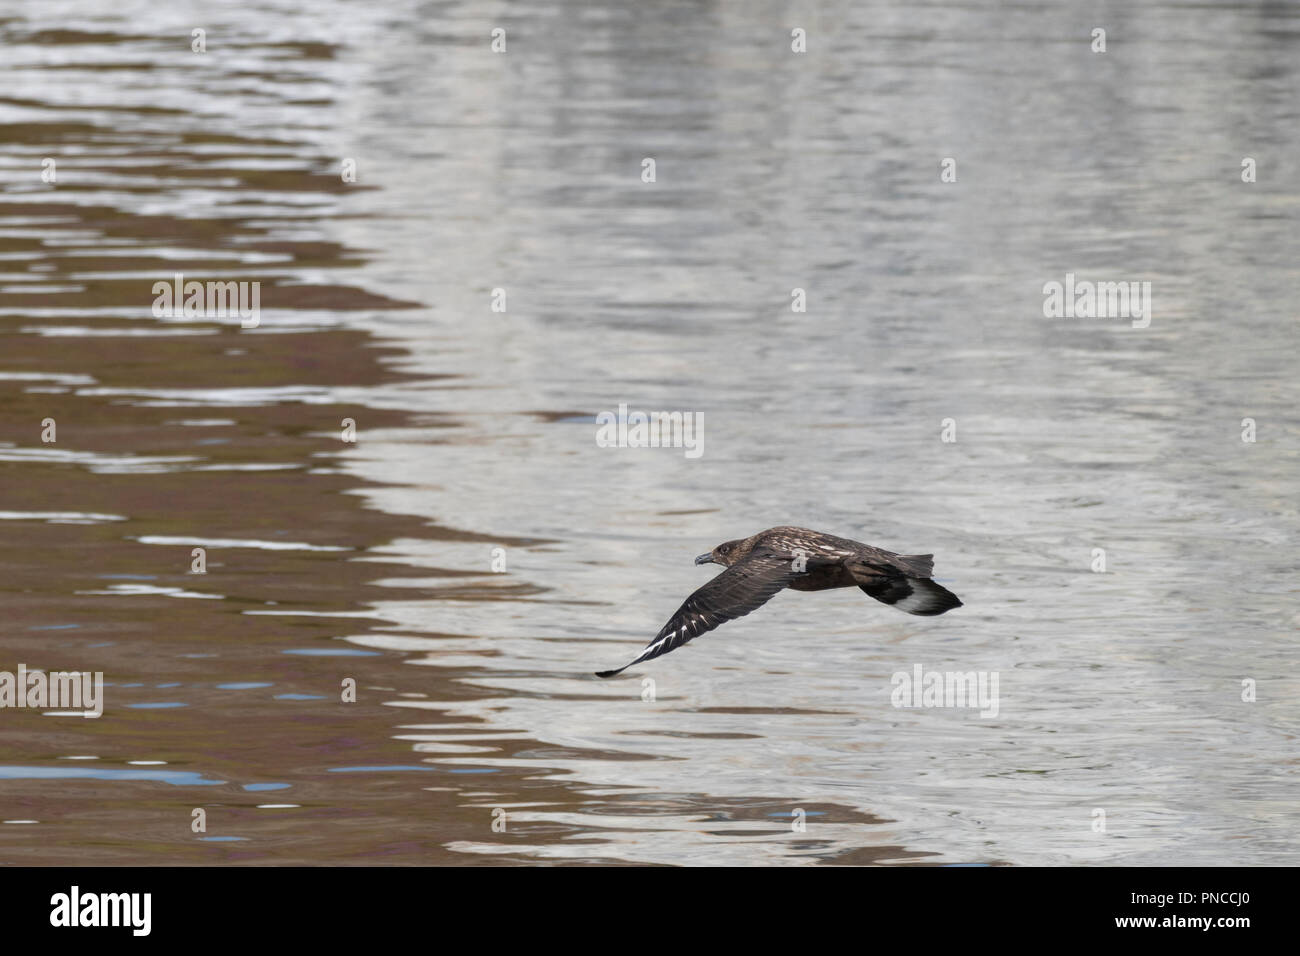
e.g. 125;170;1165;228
0;0;1297;865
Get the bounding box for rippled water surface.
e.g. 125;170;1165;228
1;1;1297;865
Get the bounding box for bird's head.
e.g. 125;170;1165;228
695;538;747;567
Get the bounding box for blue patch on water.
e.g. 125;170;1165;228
282;649;380;657
216;682;273;690
243;783;290;792
199;836;248;842
448;768;500;774
86;642;115;648
0;766;224;786
118;683;145;688
327;765;436;773
127;702;188;709
274;694;325;700
29;624;80;631
156;682;182;688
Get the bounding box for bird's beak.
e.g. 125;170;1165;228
694;552;715;565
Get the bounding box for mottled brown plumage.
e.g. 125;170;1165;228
595;526;961;677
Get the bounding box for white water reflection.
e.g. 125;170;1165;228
76;583;225;600
324;0;1298;866
0;511;127;522
134;535;351;552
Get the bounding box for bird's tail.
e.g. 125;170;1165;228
891;553;935;577
859;572;962;616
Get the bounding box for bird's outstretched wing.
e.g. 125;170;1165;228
595;550;821;678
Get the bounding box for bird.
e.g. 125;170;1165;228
594;526;961;677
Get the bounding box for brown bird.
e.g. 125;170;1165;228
595;526;961;677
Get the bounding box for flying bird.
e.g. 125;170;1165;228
595;526;961;677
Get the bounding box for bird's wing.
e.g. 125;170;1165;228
595;550;820;678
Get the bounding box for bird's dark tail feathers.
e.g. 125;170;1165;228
859;573;962;616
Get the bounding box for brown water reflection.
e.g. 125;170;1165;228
0;12;918;866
